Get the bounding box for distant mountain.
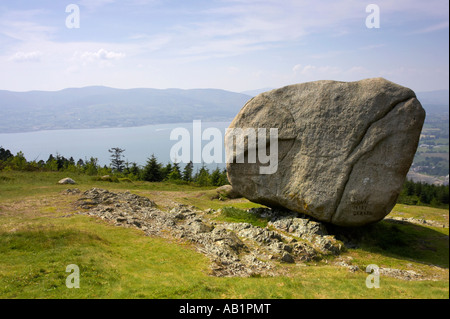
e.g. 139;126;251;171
416;90;449;115
0;87;252;133
0;86;447;134
416;90;449;105
240;88;274;97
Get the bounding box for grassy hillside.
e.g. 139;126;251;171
0;171;448;299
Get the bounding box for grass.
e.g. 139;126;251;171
1;214;448;299
215;207;270;228
328;221;449;269
390;204;449;224
0;215;212;298
0;170;448;299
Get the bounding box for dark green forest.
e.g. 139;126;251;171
398;178;449;208
1;146;448;208
0;146;228;187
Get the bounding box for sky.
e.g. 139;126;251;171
0;0;448;93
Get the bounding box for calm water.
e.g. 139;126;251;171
0;121;231;169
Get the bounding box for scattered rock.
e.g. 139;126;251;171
74;188;348;277
333;256;430;280
379;267;424;281
61;188;81;195
189;220;214;234
267;211;343;255
73;188;440;280
58;177;76;185
333;259;360;273
281;252;295;263
76;188;155;210
385;216;448;228
225;78;425;226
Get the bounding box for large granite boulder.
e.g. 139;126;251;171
225;78;425;226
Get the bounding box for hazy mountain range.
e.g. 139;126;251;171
0;86;447;133
0;87;252;133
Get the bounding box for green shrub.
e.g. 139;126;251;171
217;207;269;228
118;178;132;183
92;175;119;183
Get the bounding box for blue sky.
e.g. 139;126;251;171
0;0;448;93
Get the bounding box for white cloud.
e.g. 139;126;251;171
68;48;126;68
79;0;158;11
9;51;43;62
0;0;448;92
293;64;302;73
79;0;116;11
346;66;369;74
411;21;449;34
0;10;55;42
226;66;240;75
293;64;341;76
309;50;350;59
376;0;448;19
80;48;126;61
292;64;372;83
359;44;386;51
168;2;311;59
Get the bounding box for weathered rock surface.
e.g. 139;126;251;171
75;188;344;277
225;78;425;226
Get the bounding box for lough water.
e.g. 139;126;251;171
0;121;230;169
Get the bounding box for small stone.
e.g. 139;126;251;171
189;221;214;234
348;265;359;272
283;245;293;253
281;252;295;263
58;177;76;185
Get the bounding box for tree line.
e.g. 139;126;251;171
0;146;229;187
397;178;449;208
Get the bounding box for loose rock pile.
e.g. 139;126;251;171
75;188;344;277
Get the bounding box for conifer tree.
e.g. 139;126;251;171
143;154;162;182
210;167;222;186
168;162;182;180
195;163;210;186
182;161;194;182
109;147;126;173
